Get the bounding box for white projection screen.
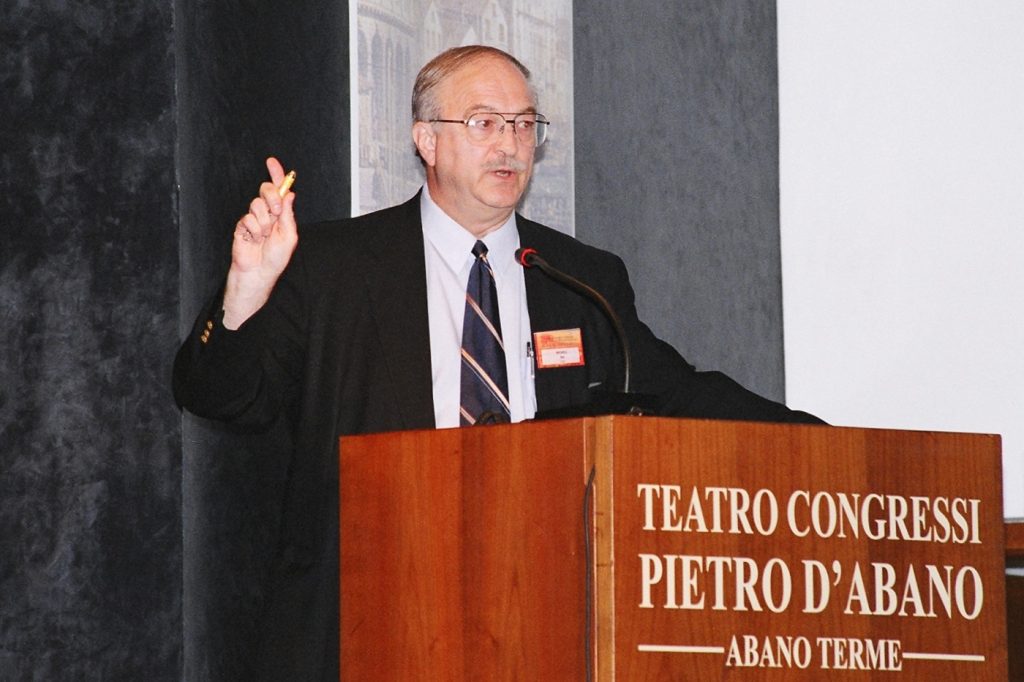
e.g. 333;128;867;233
779;1;1024;519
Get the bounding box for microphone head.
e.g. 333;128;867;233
515;247;539;267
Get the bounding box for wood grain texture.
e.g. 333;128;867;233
340;421;593;680
341;417;1006;680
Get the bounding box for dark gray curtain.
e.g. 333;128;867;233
0;0;348;678
175;1;349;678
1;1;181;678
575;0;786;400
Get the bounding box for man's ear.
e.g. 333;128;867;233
412;122;436;166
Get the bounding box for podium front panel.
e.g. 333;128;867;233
594;417;1007;680
340;420;595;681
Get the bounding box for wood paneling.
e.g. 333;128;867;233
341;417;1007;679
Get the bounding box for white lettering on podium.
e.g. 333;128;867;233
842;562;983;619
816;636;902;671
636;484;779;536
801;559;841;613
784;490;981;544
724;634;813;669
634;479;990;666
638;554;793;612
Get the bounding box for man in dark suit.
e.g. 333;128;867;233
174;45;820;680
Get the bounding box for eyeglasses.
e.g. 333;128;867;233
429;112;550;148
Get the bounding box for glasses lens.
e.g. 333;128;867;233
519;114;547;147
465;113;502;143
464;113;547;147
513;114;542;147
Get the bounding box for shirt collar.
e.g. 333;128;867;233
420;184;520;277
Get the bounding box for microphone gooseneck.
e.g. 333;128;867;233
515;247;632;394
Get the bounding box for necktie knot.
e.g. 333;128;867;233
472;240;488;260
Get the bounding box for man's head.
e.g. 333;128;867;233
412;46;543;237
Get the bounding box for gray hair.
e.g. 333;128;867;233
412;45;534;122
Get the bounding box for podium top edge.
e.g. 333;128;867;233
339;414;1002;442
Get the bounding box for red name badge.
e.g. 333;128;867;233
533;328;585;369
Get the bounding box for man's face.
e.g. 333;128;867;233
414;56;537;236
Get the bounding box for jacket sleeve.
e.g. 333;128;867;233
172;250;309;432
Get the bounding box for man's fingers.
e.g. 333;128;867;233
250;196;275;225
265;157;286;185
236;213;263;244
236;193;296;245
260;181;283;218
231;159;298;266
263;192;297;246
261;159;296;219
276;192;298;239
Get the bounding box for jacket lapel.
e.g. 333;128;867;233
361;195;436;429
518;219;590;413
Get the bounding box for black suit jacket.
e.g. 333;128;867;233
173;194;820;680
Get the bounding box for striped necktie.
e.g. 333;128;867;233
460;240;511;425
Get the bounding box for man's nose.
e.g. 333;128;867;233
494;120;520;155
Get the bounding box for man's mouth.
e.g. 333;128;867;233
485;156;528;178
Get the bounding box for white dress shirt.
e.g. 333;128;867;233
420;185;537;428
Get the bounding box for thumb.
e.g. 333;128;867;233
277;191;298;239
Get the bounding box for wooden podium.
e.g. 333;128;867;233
339;417;1007;679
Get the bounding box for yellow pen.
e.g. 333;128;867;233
278;170;297;197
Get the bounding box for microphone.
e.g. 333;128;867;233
516;247;654;416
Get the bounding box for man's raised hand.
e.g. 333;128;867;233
223;157;298;329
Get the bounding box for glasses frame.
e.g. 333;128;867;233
429;112;550;148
